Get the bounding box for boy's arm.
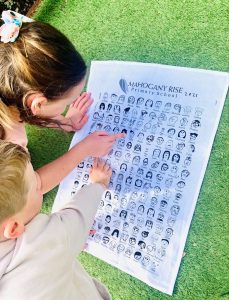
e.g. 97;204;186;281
52;159;111;255
53;183;105;255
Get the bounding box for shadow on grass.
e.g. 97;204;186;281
34;0;66;22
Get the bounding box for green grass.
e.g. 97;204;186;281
27;1;229;299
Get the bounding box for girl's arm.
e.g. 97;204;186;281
36;131;125;194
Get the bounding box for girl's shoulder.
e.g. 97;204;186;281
4;120;28;151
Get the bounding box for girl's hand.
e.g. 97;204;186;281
89;158;112;188
79;131;126;157
66;92;93;130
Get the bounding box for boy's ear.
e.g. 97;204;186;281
3;219;25;239
26;93;47;115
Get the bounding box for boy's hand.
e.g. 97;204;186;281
66;92;93;130
89;158;112;188
79;131;126;157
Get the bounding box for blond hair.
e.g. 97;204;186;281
0;140;30;223
0;20;86;138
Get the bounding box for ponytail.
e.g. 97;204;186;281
0;20;86;130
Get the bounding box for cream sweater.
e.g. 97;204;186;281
0;183;111;300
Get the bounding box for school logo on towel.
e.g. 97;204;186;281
119;78;128;94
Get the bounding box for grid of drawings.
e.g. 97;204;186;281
70;92;203;283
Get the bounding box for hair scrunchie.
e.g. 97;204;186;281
0;10;33;43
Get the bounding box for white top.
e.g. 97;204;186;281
0;183;111;300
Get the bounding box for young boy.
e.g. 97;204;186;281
0;140;112;299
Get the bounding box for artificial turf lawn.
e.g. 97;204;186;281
26;1;229;299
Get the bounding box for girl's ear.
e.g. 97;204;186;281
3;219;25;239
26;93;47;115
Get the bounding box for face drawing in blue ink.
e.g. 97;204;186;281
128;96;135;104
160;200;168;209
129;237;136;245
126;141;132;149
132;156;141;165
181;169;190;180
105;215;111;223
138;240;146;249
145;220;153;230
146;135;154;143
168;116;178;126
177;181;185;189
107;103;112;111
147;208;155;218
102;236;110;244
137;205;145;215
149;112;157;120
174;104;181;113
180;117;188;127
103;92;108;101
137;132;144;142
156;136;164;145
135;179;143;188
162;150;170;161
137;97;144;106
118;95;125;104
146;171;153;179
191;119;201;129
164;102;171;111
170;205;180;216
141;231;149;238
165;178;173;188
123;222;129;230
142;256;151;266
184;156;192;166
178;130;186;139
134;144;142;152
161;239;170;248
151;161;160;169
167;128;176;138
143;158;148;166
153;149;161;158
117;244;125;253
114;115;120;124
111;93;118;102
190;133;198;141
161;163;169;172
150;197;158;207
172;154;180;163
99;102;105;111
155;101;162;109
158;113;167;123
120;210;128;220
195;107;204;117
106;114;113;123
105;191;112;201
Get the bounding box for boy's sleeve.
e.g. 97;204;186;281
52;183;105;255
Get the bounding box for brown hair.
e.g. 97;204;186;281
0;140;30;223
0;20;87;138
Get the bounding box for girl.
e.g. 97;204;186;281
0;11;124;194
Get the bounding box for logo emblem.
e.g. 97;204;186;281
119;78;128;94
